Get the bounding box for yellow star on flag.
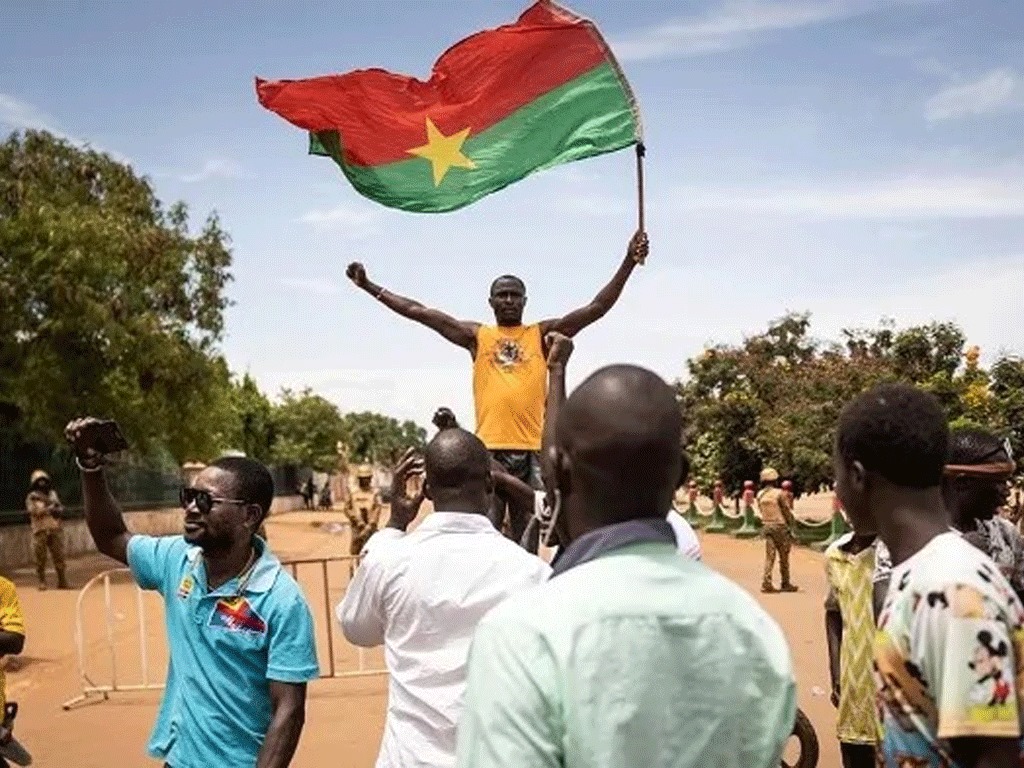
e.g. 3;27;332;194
407;117;476;186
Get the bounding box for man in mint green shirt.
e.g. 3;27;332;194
456;364;796;768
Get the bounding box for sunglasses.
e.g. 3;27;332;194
179;487;248;515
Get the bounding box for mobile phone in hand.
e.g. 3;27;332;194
91;420;129;455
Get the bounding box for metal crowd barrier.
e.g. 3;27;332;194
62;555;386;710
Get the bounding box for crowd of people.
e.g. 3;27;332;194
1;231;1023;768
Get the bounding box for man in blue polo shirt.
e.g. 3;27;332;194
66;418;319;768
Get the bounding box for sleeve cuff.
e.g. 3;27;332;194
267;664;321;684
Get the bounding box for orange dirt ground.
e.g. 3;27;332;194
3;498;844;767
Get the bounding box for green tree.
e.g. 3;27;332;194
0;130;233;460
341;412;427;465
271;388;346;472
219;373;275;462
990;356;1024;473
677;314;1013;494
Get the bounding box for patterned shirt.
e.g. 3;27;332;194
0;577;25;713
977;517;1024;597
825;534;877;744
876;522;1024;598
874;532;1024;767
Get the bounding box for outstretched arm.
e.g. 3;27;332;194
541;231;648;339
65;418;132;564
346;263;479;353
540;333;574;496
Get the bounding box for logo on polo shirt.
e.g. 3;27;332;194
209;597;267;635
177;575;194;599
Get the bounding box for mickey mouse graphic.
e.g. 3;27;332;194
969;629;1011;706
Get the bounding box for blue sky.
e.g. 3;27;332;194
3;0;1023;431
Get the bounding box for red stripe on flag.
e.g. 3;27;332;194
256;1;609;167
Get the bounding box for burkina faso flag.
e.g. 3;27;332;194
255;0;641;213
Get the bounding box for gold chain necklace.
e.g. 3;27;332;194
204;546;258;598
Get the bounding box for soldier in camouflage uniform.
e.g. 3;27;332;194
25;470;68;590
346;465;382;557
758;467;798;594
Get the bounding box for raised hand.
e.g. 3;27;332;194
545;332;574;368
627;230;649;265
346;262;369;288
432;407;459;432
388;447;425;532
64;417;107;469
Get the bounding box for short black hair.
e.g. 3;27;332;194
424;428;490;490
489;275;526;296
836;383;948;489
948;427;1010;466
211;456;275;520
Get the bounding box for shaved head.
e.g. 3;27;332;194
556;365;682;528
424;427;492;511
489;275;526;296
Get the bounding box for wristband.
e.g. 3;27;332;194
75;456;104;473
375;287;388;300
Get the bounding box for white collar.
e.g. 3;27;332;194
414;512;498;534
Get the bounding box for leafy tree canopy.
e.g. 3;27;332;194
679;313;1023;493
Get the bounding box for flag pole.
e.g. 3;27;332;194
635;142;646;234
634;142;647;264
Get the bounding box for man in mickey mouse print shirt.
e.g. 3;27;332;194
834;383;1023;768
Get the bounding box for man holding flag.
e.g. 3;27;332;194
345;233;647;541
257;0;650;544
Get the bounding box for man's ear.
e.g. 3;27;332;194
423;478;434;502
484;469;495;496
245;504;264;531
850;461;867;494
554;449;572;496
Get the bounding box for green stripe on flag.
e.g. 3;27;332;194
309;62;637;213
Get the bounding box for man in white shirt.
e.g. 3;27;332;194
337;429;550;768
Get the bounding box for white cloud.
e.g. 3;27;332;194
671;173;1024;219
611;0;927;62
912;57;959;80
278;278;340;296
0;91;131;163
299;203;380;239
924;67;1023;122
0;92;62;134
172;158;250;183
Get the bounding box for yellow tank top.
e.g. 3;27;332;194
473;324;546;450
